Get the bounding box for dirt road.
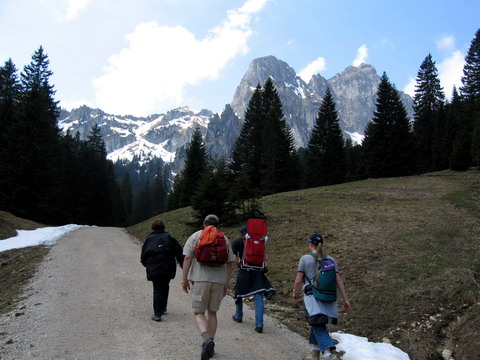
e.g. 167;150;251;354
0;227;309;359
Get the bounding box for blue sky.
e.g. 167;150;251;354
1;0;478;117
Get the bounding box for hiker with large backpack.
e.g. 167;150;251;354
231;219;275;333
140;219;184;322
292;233;351;360
181;214;235;360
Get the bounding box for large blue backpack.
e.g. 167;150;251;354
305;253;337;303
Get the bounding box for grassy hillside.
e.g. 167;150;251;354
128;170;480;360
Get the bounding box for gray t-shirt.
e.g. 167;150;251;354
297;253;339;318
297;253;339;284
183;229;235;284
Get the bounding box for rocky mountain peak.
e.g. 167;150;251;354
57;56;413;171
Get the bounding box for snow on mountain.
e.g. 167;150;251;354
58;105;213;166
57;57;413;170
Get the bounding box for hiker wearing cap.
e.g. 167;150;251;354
292;233;351;360
181;214;235;360
231;225;275;333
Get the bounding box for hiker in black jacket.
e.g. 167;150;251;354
141;219;184;322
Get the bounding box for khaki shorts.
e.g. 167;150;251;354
191;281;225;313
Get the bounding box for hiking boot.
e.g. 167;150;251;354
320;353;337;359
232;315;242;323
151;314;162;322
201;338;215;360
255;327;263;333
304;349;320;360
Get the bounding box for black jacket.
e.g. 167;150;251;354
140;230;184;281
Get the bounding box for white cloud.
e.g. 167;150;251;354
437;35;455;52
438;50;465;98
352;44;368;66
298;57;327;82
403;76;416;97
433;35;465;98
239;0;270;14
93;0;268;116
39;0;92;21
59;98;94;111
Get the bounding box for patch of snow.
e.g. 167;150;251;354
332;332;410;360
345;131;365;145
0;225;88;253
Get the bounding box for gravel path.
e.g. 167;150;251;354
0;227;309;359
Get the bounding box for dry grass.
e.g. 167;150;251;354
0;213;48;315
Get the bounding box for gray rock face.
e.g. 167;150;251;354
57;56;413;170
231;56;413;147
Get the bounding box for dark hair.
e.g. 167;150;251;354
204;214;219;227
151;219;165;231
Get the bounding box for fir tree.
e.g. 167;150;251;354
191;160;234;224
131;181;153;224
76;125;116;225
119;172;133;224
151;167;168;216
345;139;367;182
229;84;265;190
305;88;346;187
12;46;62;222
460;29;480;101
168;127;208;209
460;28;480;168
0;59;21;211
260;78;299;194
228;167;263;220
363;72;415;178
412;54;445;173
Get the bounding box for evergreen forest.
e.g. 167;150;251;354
1;29;479;227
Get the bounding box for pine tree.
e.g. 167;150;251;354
228;167;263;220
345;139;367;182
191;160;234;225
229;84;265;190
131;181;153;224
168;127;208;209
412;54;445;173
119;172;133;224
305;88;346;187
0;59;21;211
460;28;480;168
12;47;62;222
363;72;415;178
151;167;167;215
460;29;480;101
260;78;299;194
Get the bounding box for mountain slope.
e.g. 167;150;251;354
57;57;414;168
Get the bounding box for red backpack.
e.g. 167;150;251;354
241;219;268;271
194;231;228;266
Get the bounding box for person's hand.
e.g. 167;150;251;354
182;280;190;294
343;299;351;312
292;289;300;300
223;284;229;297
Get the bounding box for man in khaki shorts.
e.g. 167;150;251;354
182;214;235;360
